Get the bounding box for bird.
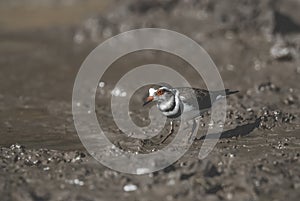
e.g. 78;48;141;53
143;85;239;143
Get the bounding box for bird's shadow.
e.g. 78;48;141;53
198;117;261;140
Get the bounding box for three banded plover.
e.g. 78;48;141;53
143;86;238;142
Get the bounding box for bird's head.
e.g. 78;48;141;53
143;86;174;106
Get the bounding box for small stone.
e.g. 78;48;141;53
73;179;84;186
66;179;84;186
228;153;235;158
98;81;105;88
226;64;235;71
283;95;295;105
246;108;253;112
270;40;293;61
258;82;280;92
136;168;150;175
123;184;138;192
10;144;24;150
226;192;233;200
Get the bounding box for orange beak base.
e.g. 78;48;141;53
143;96;154;106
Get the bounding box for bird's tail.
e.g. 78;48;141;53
215;89;239;100
225;89;239;96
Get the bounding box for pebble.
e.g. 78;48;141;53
136;168;150;175
258;82;280;92
123;184;138;192
270;41;293;61
98;81;105;88
66;179;84;186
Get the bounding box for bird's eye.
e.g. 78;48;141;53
156;89;164;96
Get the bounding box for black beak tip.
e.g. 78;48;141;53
143;101;150;106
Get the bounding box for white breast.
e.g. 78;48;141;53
182;103;194;113
161;90;180;117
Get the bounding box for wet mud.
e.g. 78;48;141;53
0;0;300;200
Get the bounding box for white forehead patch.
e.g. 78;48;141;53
148;88;156;96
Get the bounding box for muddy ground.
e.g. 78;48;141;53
0;0;300;201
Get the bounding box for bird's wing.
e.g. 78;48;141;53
177;87;238;111
177;87;212;111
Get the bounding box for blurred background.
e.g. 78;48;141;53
0;0;300;201
1;0;299;149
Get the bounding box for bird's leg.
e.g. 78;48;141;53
161;120;174;143
188;118;198;143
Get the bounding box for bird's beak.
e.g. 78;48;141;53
143;96;154;106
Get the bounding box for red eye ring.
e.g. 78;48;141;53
156;89;164;96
